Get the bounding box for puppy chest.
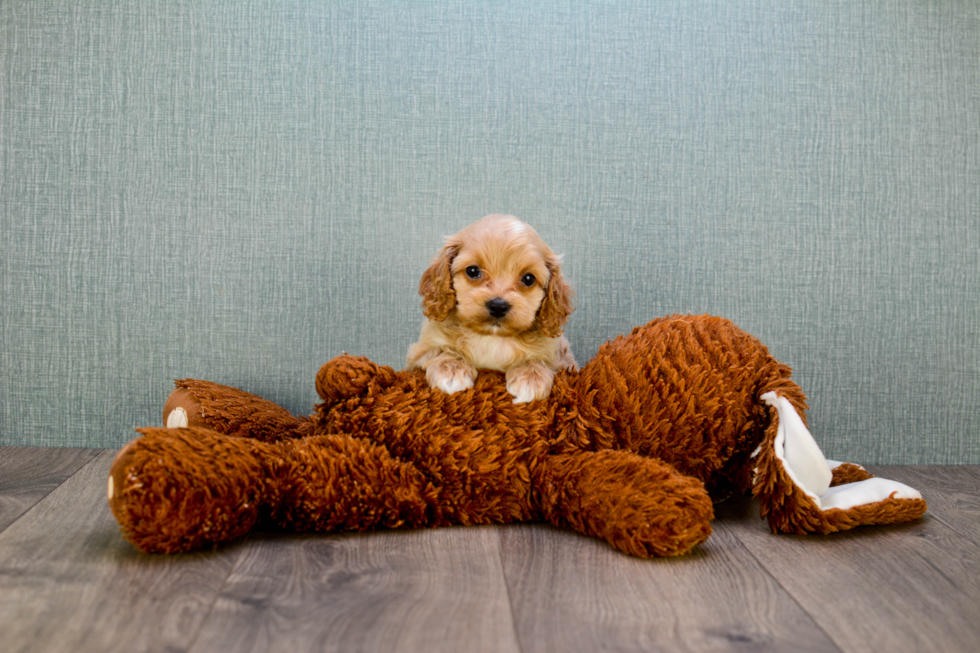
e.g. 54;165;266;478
463;335;528;371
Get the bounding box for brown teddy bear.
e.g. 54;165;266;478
107;314;926;557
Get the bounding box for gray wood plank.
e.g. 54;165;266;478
3;452;975;653
714;482;980;653
867;465;980;543
499;522;842;653
0;450;242;653
189;526;521;653
0;446;101;533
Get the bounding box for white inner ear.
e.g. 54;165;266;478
821;477;922;510
761;392;921;511
762;392;832;505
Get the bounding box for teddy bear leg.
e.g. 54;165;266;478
266;434;439;535
754;392;927;534
535;450;714;557
108;427;277;553
108;428;439;553
162;379;309;442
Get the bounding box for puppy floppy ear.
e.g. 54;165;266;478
419;242;459;322
536;256;575;338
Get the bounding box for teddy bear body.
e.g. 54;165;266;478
109;315;924;557
309;313;799;506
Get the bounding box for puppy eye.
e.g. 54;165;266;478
465;265;482;280
520;273;536;287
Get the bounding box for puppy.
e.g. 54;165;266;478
407;214;576;403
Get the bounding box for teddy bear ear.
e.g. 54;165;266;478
419;242;459;322
536;256;575;338
753;392;927;534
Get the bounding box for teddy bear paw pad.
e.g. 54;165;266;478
166;406;189;428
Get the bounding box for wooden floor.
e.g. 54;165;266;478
0;448;978;653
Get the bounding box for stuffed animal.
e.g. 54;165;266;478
107;314;926;557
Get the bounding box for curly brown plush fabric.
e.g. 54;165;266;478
108;314;926;557
830;463;874;486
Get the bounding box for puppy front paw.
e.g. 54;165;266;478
427;358;477;395
506;363;555;404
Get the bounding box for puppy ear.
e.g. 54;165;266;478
419;242;459;322
536;256;575;338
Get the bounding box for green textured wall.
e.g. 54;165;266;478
1;1;978;462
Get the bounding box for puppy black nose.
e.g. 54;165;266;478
486;298;511;319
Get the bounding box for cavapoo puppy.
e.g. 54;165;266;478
407;214;576;403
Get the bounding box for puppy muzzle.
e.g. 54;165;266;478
486;298;511;319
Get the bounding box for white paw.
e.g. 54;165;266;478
506;368;553;404
508;384;538;404
166;406;189;428
436;372;475;395
428;360;477;395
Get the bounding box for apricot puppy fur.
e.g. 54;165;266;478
407;214;576;403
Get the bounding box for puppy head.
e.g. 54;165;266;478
419;215;574;337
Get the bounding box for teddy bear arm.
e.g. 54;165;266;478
753;392;927;534
268;434;442;534
316;355;400;405
533;450;714;557
163;379;310;443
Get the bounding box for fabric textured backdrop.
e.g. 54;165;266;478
1;1;977;463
